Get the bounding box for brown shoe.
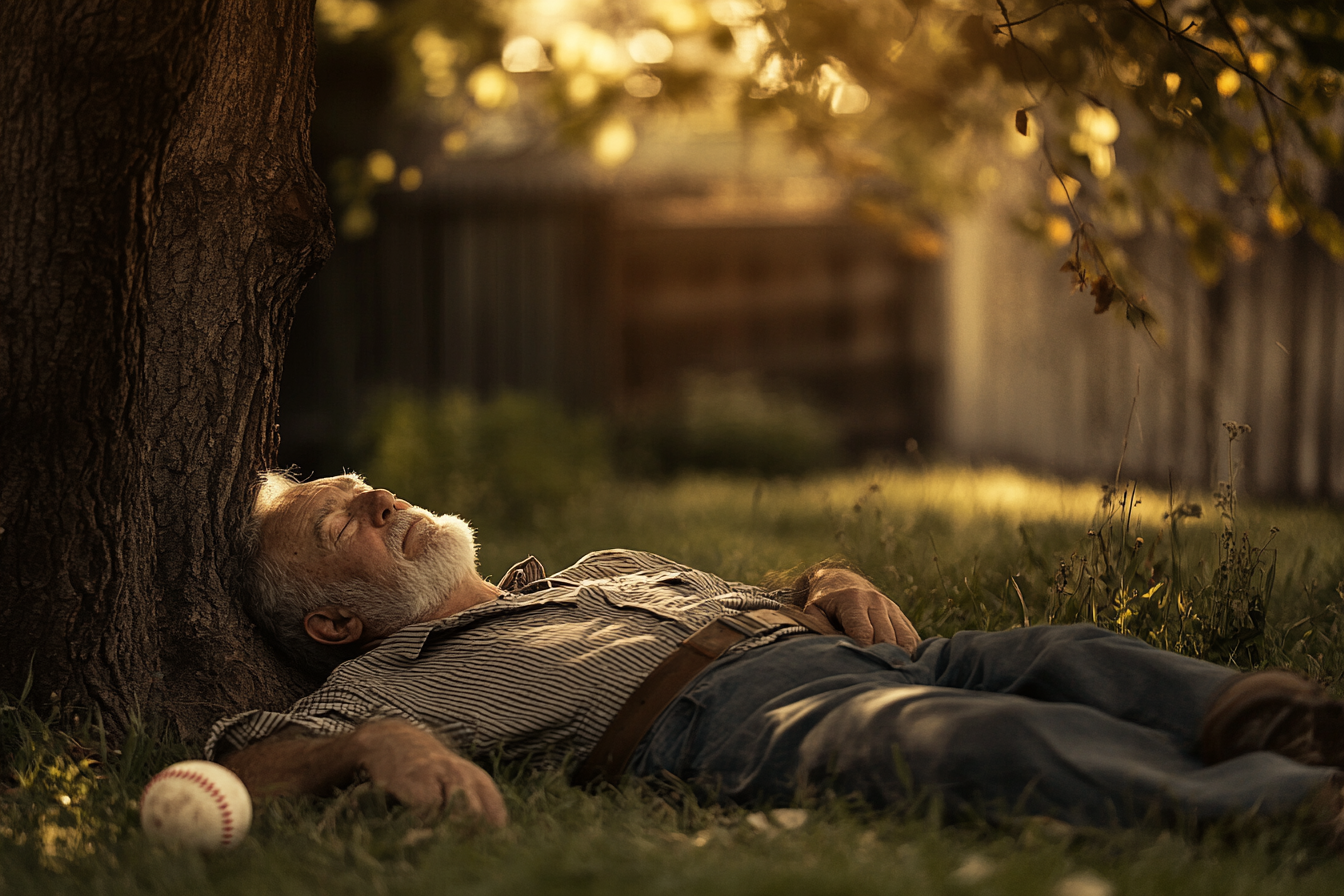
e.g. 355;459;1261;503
1199;670;1344;767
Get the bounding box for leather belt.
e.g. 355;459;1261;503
572;606;834;787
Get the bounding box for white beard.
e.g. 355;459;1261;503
336;509;478;635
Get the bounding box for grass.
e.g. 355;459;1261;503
4;462;1344;894
477;463;1344;680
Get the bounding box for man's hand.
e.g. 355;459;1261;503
220;718;507;827
353;719;507;825
803;568;920;652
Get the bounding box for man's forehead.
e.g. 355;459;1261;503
304;474;366;495
282;475;363;504
263;476;368;532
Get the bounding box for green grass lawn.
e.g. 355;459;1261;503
4;463;1344;894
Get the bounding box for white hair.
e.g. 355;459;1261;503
239;470;477;672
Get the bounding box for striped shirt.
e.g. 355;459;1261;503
205;549;804;767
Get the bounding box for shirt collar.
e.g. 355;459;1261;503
499;555;546;591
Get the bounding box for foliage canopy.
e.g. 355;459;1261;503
317;0;1344;317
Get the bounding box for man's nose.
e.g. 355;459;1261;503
355;489;403;527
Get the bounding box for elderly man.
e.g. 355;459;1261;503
209;473;1344;832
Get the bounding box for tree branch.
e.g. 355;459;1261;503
1122;0;1296;109
1206;0;1290;201
994;1;1068;30
996;0;1064;91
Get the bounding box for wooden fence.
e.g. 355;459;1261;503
610;212;942;451
946;202;1344;501
280;189;613;472
281;187;943;470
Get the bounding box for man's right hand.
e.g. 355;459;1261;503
352;719;508;825
220;718;508;827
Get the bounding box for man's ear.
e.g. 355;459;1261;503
304;606;366;645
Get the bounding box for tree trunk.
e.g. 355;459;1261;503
0;0;332;741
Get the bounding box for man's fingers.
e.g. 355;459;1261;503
474;779;509;827
388;779;445;821
439;781;484;823
375;759;508;826
403;775;506;827
888;605;920;653
868;606;898;646
445;768;509;827
804;604;833;630
435;767;509;827
897;623;919;653
839;605;875;646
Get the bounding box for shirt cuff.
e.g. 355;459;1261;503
203;709;357;761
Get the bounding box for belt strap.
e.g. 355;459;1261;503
573;606;833;787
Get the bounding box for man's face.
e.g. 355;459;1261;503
260;475;478;633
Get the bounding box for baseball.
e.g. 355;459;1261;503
140;760;253;851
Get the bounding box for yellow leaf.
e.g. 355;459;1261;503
1216;68;1241;97
1249;51;1275;75
468;64;516;109
1045;215;1073;246
366;150;396;184
1048;176;1081;206
1266;188;1302;237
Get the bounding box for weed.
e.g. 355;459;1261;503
1043;423;1279;666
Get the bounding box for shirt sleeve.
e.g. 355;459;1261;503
204;684;396;760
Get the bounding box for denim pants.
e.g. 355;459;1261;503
628;624;1337;825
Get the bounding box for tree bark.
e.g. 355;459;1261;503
0;0;332;740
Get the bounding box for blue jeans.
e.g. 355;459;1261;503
628;624;1337;825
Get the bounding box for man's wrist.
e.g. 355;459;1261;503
349;718;431;765
221;725;367;798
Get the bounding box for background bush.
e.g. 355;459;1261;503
354;376;842;533
356;391;610;528
617;372;841;478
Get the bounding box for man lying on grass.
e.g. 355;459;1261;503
209;472;1344;837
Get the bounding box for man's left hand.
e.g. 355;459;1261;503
803;568;920;652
